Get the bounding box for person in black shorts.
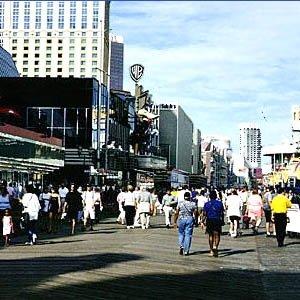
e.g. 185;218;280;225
202;190;224;257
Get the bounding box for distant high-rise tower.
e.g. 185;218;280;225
292;105;300;143
0;1;110;81
239;123;261;168
110;35;124;90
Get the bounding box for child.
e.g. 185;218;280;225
3;209;13;246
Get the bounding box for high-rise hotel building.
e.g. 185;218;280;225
0;1;110;81
239;123;261;168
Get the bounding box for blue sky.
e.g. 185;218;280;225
111;1;300;152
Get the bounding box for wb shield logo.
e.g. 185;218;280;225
130;64;144;83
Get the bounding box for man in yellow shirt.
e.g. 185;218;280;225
271;187;292;247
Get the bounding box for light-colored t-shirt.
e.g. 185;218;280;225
82;191;95;209
58;187;69;198
22;193;41;220
162;194;175;207
177;189;191;204
39;192;51;212
197;195;208;209
226;195;243;217
124;192;136;206
247;194;263;212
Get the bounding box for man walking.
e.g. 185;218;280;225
82;185;96;231
58;183;69;213
225;190;243;237
162;189;176;228
271;187;292;247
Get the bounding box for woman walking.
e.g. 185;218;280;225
64;184;83;235
174;192;197;256
48;187;61;233
116;187;126;225
39;187;51;232
123;185;136;229
138;187;152;229
246;189;263;235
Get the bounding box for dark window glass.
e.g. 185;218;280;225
65;108;77;127
78;108;87;128
39;109;51;124
78;128;88;148
53;108;64;127
27;108;39;127
65;128;78;147
52;128;63;139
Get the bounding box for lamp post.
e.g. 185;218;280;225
226;148;233;188
95;67;111;174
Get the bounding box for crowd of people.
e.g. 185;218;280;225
0;180;296;257
0;181;104;246
116;185;295;257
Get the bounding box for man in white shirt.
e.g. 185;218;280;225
82;185;96;231
22;185;41;245
58;183;69;212
197;190;208;224
162;189;176;228
225;190;243;237
177;185;191;204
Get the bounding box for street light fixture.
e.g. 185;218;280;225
95;67;111;175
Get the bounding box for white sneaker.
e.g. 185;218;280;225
25;242;33;246
32;234;37;244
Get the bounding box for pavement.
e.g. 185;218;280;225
0;214;299;300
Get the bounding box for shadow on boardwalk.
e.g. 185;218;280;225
0;253;299;300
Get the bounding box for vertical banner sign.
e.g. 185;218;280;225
130;64;144;83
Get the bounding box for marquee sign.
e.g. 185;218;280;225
130;64;144;83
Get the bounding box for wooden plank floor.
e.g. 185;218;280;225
0;215;299;299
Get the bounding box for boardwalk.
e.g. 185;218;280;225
0;215;299;300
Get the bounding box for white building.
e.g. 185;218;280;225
159;104;193;173
0;1;109;80
239;123;261;168
192;129;201;174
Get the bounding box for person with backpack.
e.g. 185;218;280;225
202;190;224;257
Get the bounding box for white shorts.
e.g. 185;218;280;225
84;208;95;220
